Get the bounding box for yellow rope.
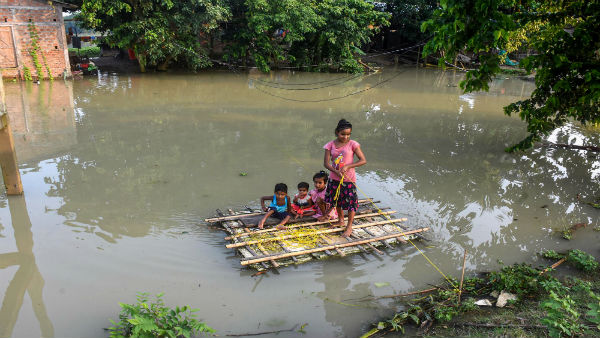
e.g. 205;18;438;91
286;154;459;291
354;183;459;291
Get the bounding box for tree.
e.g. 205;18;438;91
383;0;437;45
422;0;600;151
222;0;322;71
223;0;390;72
77;0;229;72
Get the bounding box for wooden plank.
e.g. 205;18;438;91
227;218;408;249
205;199;378;222
0;114;23;195
240;227;430;265
224;211;398;240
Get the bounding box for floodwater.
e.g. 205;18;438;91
0;67;598;338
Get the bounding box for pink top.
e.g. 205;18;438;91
310;188;337;219
323;139;360;182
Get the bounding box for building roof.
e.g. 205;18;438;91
40;0;78;9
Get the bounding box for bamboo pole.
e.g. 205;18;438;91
376;287;438;300
242;223;280;268
227;218;408;249
458;249;467;305
224;211;397;240
256;243;279;268
540;258;566;275
241;227;430;265
309;226;337;256
351;234;384;255
205;199;377;222
220;209;268;269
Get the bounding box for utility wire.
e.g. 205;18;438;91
252;73;358;86
251;74;364;91
253;68;409;103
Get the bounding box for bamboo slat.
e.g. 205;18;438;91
312;226;344;256
205;199;378;222
217;209;267;269
361;227;392;249
257;243;280;268
351;234;384;255
224;211;398;240
241;227;430;265
226;218;409;249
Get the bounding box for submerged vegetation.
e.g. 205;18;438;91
364;250;600;338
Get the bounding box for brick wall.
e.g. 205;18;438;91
0;0;71;79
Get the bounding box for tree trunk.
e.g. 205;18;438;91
157;55;172;71
135;49;146;73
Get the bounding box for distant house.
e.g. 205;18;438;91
0;0;76;79
64;14;105;49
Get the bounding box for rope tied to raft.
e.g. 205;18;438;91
284;153;459;292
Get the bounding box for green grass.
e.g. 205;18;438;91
365;254;600;338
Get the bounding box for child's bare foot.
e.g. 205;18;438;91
258;222;264;230
341;229;353;237
276;224;286;230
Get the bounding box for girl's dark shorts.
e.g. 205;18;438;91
324;179;358;211
268;207;288;220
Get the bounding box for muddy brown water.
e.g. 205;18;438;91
0;67;598;337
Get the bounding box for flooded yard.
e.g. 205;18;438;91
0;67;598;337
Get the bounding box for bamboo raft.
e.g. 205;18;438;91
205;199;429;271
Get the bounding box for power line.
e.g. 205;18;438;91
252;73;357;86
253;68;409;102
251;73;364;91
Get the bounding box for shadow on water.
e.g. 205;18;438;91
0;194;53;338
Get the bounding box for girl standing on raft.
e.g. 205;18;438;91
322;119;367;237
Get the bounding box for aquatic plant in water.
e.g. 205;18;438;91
108;292;214;338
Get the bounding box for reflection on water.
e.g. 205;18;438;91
0;195;53;338
0;68;598;337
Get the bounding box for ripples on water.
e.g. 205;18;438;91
0;68;598;337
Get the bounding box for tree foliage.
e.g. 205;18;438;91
223;0;390;72
383;0;437;45
77;0;229;72
422;0;600;151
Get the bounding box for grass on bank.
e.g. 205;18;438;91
364;249;600;338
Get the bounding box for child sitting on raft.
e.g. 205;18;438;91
258;183;292;230
311;171;337;221
291;182;315;219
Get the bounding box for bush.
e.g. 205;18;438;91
69;46;101;58
108;292;214;338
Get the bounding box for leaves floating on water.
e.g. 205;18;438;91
374;282;390;288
